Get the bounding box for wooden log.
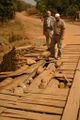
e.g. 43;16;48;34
15;45;34;51
54;72;73;81
28;63;55;92
23;53;40;57
0;65;29;79
41;79;69;96
62;60;80;120
0;60;46;91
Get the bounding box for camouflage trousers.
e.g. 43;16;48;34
44;29;53;48
50;35;62;58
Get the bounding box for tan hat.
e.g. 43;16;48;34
55;13;60;17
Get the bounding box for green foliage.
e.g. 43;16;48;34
16;0;33;12
0;0;34;22
36;0;46;15
0;0;16;22
67;4;79;16
35;0;80;17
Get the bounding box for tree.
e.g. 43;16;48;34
35;0;80;17
0;0;16;22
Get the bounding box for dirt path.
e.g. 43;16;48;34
63;21;80;47
16;12;80;47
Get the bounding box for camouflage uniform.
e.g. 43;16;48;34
50;18;65;58
43;16;55;48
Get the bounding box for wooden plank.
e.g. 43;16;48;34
0;92;67;101
0;99;63;115
19;98;65;108
1;108;61;120
0;94;65;108
0;107;6;114
0;78;13;89
62;59;80;120
0;116;25;120
57;64;76;70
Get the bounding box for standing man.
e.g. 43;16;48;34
43;10;55;50
50;13;65;59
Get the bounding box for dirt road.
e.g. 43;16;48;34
63;21;80;47
16;12;80;47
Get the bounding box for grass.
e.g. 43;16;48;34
0;12;44;62
0;19;27;62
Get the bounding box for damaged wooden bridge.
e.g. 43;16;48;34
0;44;80;120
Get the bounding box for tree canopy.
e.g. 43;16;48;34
0;0;34;22
0;0;16;22
35;0;80;17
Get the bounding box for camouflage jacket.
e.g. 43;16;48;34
43;16;55;31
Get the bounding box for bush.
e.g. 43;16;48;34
0;0;16;22
67;4;79;16
8;32;23;43
27;7;38;15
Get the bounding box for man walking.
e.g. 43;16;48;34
43;10;55;50
50;13;65;59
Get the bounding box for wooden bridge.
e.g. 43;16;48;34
0;44;80;120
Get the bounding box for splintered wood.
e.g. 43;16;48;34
0;44;80;120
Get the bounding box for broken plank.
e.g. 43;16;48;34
0;65;28;78
0;60;46;91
